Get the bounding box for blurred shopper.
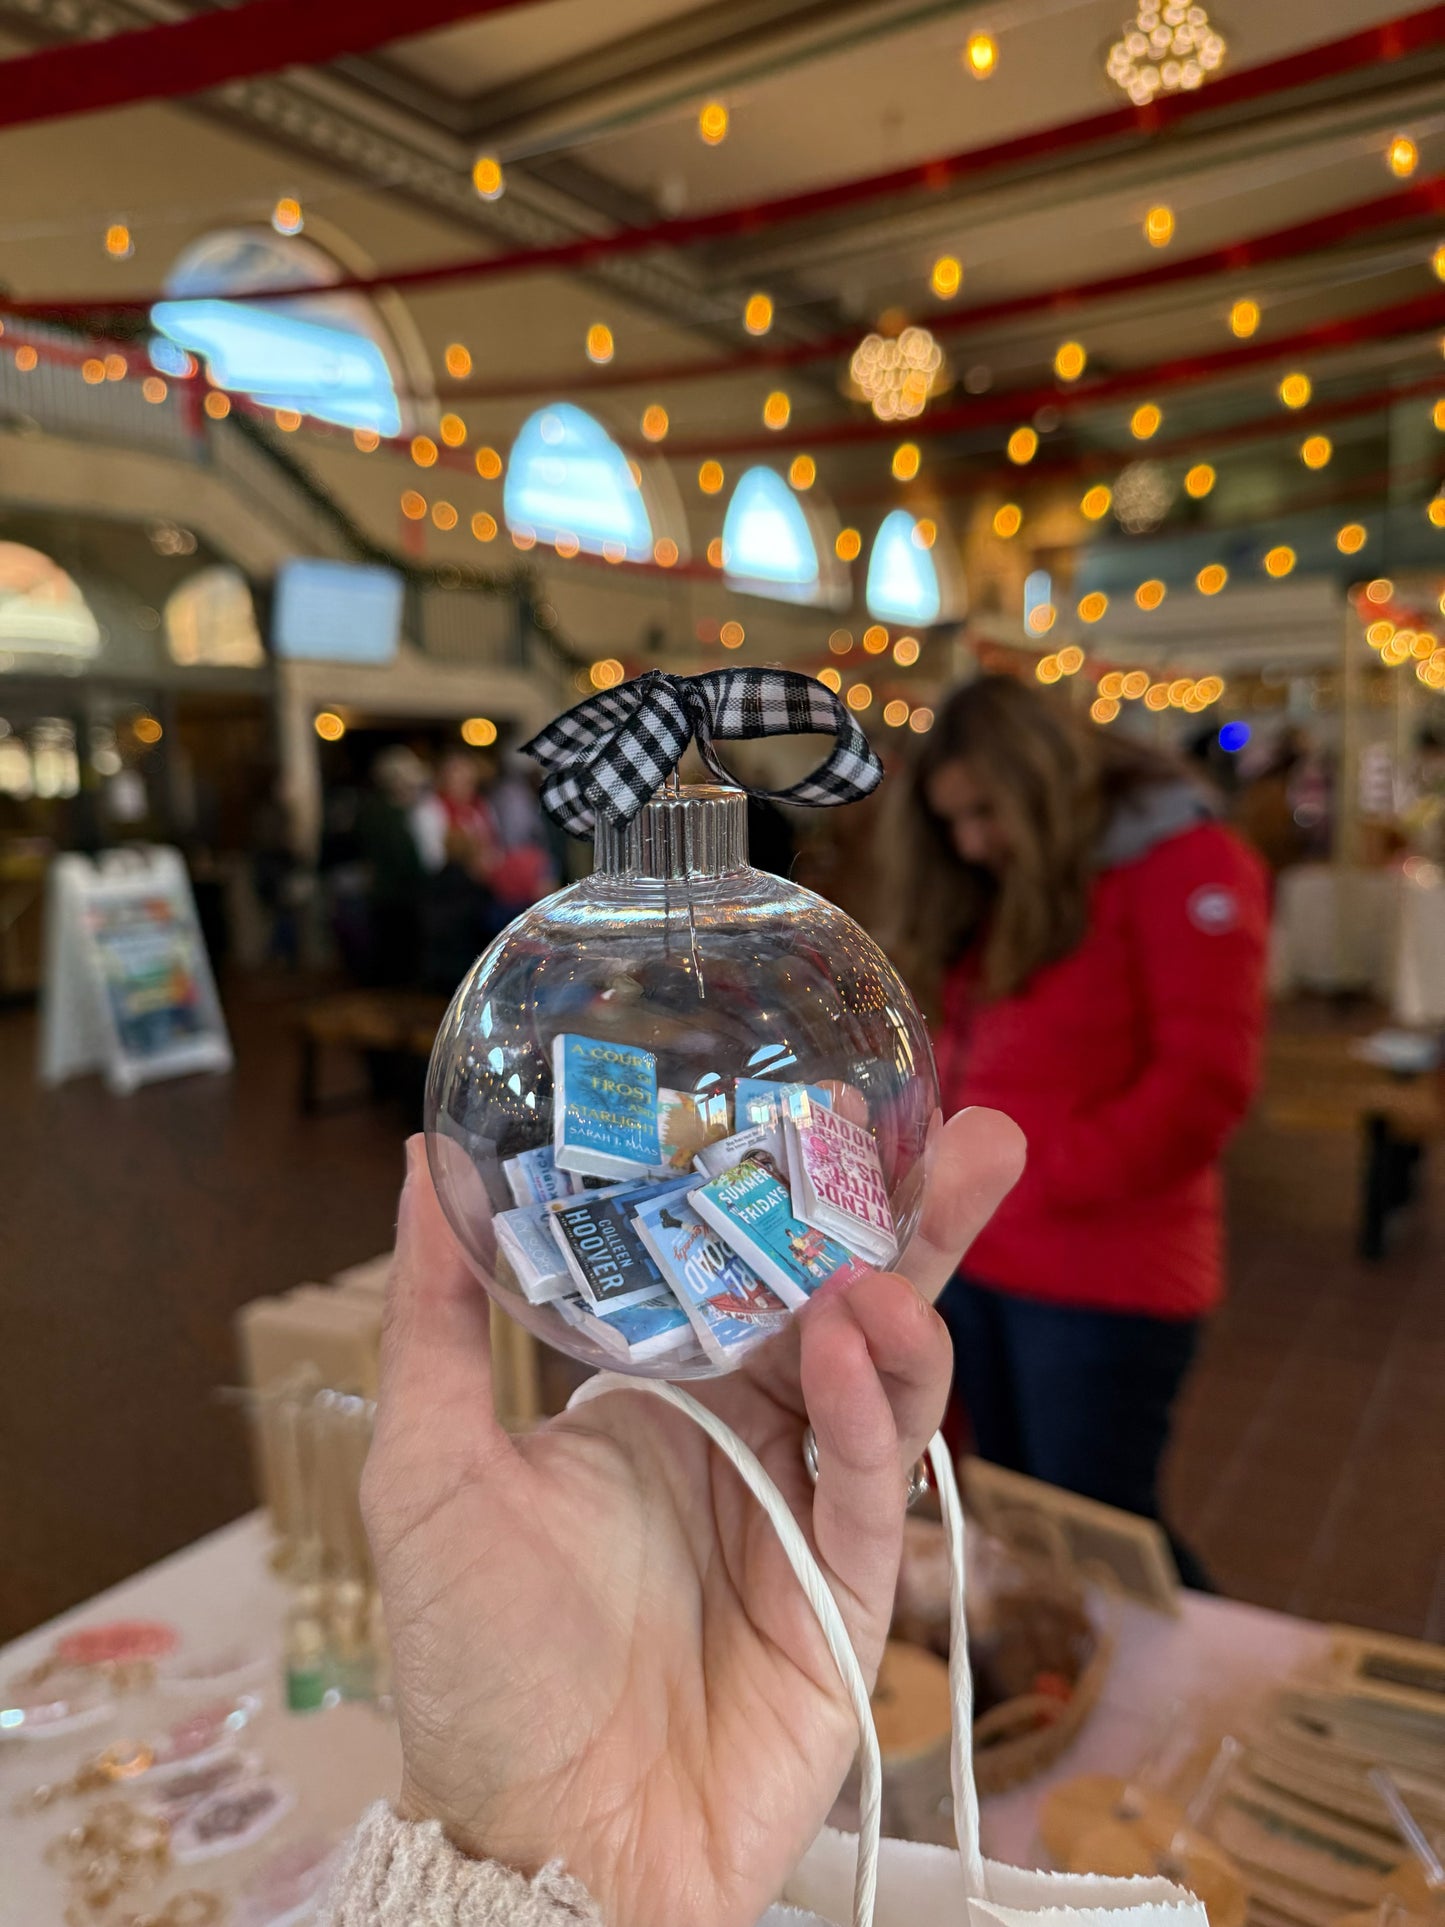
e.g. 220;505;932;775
414;750;503;992
487;749;560;913
889;675;1268;1584
353;746;430;986
1235;725;1311;876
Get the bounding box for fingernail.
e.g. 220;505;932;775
404;1135;422;1181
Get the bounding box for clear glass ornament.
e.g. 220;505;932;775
424;784;939;1380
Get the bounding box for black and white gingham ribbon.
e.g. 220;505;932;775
520;668;883;837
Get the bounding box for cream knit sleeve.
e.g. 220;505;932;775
319;1803;603;1927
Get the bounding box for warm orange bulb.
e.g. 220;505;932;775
444;343;472;378
641;404;669;442
912;518;937;549
654;537;679;568
142;376;166;403
993;504;1023;538
1387;134;1418;179
1144;205;1175;248
471;512;497;542
105;222;133;258
1279;371;1312;409
1122;670;1150;700
893;636;921;666
707;537;725;569
862;625;890;655
836;527;862;562
272;196;303;236
353;426;379;451
1184;463;1215;498
883;698;911;727
743;292;773;335
719;620;745;649
411;435;438;468
1365;578;1394;604
1098;672;1125;699
1081;484;1112;520
1054;340;1087;381
964;32;997;77
763;390;791;430
846;682;873;711
828;630;853;656
400;490;427;520
789;454;816;489
1058;645;1084;675
472;155;505;199
1230;299;1260;338
314;712;345;742
1078;592;1108;622
1007;426;1039;464
1035;655;1062;684
1130;403;1162;439
475;446;503;480
439;413;467;447
1135;579;1167;611
431;501;458;531
1196;563;1228;595
1301;434;1332;468
586;323;614;364
204;391;231;420
1264;544;1297;576
698;100;729;144
892;442;921;481
931;255;963;299
103;353;126;381
82;358;106;385
908;707;935;734
698;460;725;494
275;408;302;432
1091;697;1120;725
14;346;38;372
818;667;842;694
1336;522;1367;555
1144;682;1171;711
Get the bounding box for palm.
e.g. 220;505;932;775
366;1111;1023;1927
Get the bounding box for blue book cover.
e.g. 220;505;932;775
633;1191;791;1368
547;1178;692;1313
494;1203;573;1305
689;1160;863;1312
504;1145;576;1207
734;1079;832;1130
556;1293;697;1365
552;1033;661;1178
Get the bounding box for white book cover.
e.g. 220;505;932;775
784;1105;897;1267
495;1203;574;1304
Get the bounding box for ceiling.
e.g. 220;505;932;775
0;0;1441;676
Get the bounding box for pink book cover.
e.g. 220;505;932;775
795;1105;895;1251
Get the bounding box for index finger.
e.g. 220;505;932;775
895;1105;1026;1302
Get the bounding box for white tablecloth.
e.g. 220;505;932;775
0;1512;1327;1922
1271;863;1445;1025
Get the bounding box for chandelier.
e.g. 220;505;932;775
847;326;949;423
1112;461;1175;534
1106;5;1226;107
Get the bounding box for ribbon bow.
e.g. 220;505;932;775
520;668;884;838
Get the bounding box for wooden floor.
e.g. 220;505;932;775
1;983;1441;1644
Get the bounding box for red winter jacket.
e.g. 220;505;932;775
933;802;1268;1320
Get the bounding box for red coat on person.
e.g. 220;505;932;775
933;812;1269;1321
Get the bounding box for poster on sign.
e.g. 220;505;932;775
39;847;232;1094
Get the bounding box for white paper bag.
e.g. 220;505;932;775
571;1378;1209;1927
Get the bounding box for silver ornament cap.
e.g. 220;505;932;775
592;782;749;880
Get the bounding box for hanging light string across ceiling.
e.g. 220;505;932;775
7;5;1445;322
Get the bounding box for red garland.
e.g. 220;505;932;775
0;0;546;132
7;5;1445;318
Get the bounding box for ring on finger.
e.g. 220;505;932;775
802;1425;931;1510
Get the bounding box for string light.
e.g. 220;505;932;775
1007;426;1038;464
554;532;580;559
14;346;37;372
512;529;536;551
720;621;745;649
1054;341;1087;381
1036;655;1063;684
1387;134;1418;179
651;538;676;568
763;390;791;429
829;630;853;655
471;512;497;542
1184;463;1215;498
1081;484;1112;520
1264;544;1297;576
1130;402;1162;439
104;354;126;380
314;712;345;741
353;426;378;450
82;358;105;385
461;718;497;748
275;409;301;431
591;659;625;689
698;460;725;494
105;222;133;259
884;699;910;727
1230;299;1260;338
909;707;935;733
603;541;626;564
847;683;874;711
1433;400;1445;431
836;527;862;561
586;324;614;364
472;155;505;199
475;446;503;480
411;435;438;468
931;256;963;299
1365;578;1394;603
1168;678;1195;707
706;537;725;568
1058;646;1084;675
439;413;467;447
1091;697;1120;724
1099;672;1125;699
913;517;937;548
445;343;472;378
892;442;921;481
1144;683;1171;710
1197;563;1228;594
1337;522;1367;554
431;501;458;531
142;376;166;403
818;667;842;693
1144;205;1175;248
993;504;1023;538
1279;371;1311;408
1122;670;1150;699
742;291;774;335
789;454;816;489
400;491;427;519
641;404;669;442
204;391;230;420
698;100;729;144
1433;244;1445;282
1429;496;1445;528
271;197;303;236
894;636;921;666
1196;676;1225;703
1135;579;1167;610
1301;434;1332;468
1028;604;1057;635
963;32;997;76
1367;620;1395;648
862;625;890;654
1078;592;1108;622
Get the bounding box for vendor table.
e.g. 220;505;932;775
1271;861;1445;1024
0;1512;1327;1925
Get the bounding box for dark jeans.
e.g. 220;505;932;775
938;1273;1211;1590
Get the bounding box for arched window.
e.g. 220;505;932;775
151;230;404;436
504;404;655;561
0;543;100;660
722;466;823;604
865;509;945;625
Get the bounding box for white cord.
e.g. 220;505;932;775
568;1373;985;1927
569;1373;884;1927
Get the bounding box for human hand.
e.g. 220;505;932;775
363;1109;1025;1927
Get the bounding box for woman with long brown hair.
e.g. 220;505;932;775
889;674;1268;1583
